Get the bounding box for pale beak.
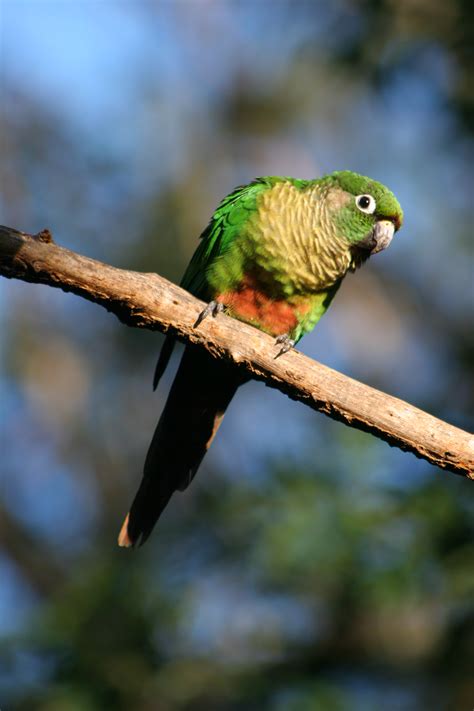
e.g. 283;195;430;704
370;219;395;254
350;218;397;267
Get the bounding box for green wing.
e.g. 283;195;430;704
180;178;272;298
154;178;271;389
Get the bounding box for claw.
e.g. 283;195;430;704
274;333;295;358
194;300;225;328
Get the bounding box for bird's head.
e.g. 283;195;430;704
327;171;403;261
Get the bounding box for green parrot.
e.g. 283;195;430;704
118;171;403;547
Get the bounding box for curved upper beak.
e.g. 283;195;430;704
370;219;395;254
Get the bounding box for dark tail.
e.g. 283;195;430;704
118;346;245;547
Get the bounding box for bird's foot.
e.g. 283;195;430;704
274;333;295;358
194;300;225;328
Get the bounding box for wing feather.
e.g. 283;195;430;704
180;179;271;298
153;178;274;386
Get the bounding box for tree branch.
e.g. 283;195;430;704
1;224;473;478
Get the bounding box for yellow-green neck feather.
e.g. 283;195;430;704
248;181;355;296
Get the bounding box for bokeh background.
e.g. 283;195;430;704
0;2;473;709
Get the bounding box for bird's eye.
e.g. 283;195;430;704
355;194;376;214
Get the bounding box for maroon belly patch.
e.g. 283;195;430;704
217;277;299;336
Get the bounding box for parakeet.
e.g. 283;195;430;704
118;171;403;547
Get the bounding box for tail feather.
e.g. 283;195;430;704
152;335;175;391
118;346;245;547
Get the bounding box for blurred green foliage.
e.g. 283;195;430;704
0;1;473;709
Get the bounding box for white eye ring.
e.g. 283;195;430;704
355;194;376;214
